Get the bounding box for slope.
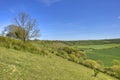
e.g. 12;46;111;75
0;47;117;80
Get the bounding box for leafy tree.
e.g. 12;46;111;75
3;25;26;40
3;12;40;42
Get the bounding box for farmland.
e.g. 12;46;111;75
73;43;120;67
87;47;120;67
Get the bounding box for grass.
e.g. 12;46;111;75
73;44;120;49
0;47;117;80
73;43;120;67
86;47;120;67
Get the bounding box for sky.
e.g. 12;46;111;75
0;0;120;40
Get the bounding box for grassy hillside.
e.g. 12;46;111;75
0;36;119;79
0;47;117;80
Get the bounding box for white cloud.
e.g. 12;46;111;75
38;0;61;6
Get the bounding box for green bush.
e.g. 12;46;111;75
93;69;99;77
0;36;42;55
112;60;120;65
57;47;87;63
40;49;50;55
111;65;120;78
69;54;79;63
97;60;104;67
84;59;101;69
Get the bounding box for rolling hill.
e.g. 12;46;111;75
0;36;119;80
0;47;117;80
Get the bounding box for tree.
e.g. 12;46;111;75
14;12;40;41
3;25;26;40
2;12;40;41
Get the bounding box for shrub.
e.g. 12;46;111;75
84;59;101;69
93;69;99;77
97;60;104;67
40;49;50;55
111;65;120;78
69;54;79;63
0;36;42;55
112;60;120;65
63;53;70;59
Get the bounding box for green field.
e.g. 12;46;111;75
0;47;117;80
74;44;120;67
87;47;120;67
73;44;120;49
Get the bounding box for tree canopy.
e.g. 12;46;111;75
3;12;40;41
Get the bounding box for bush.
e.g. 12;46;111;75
112;60;120;65
40;49;50;55
111;65;120;78
93;69;99;77
69;54;79;63
0;36;42;55
84;59;101;69
97;60;104;67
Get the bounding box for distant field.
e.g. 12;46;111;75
0;47;117;80
86;47;120;67
73;44;120;67
73;44;120;49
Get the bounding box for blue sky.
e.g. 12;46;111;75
0;0;120;40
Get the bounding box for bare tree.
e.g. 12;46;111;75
14;12;40;41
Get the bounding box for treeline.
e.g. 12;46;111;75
61;39;120;46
